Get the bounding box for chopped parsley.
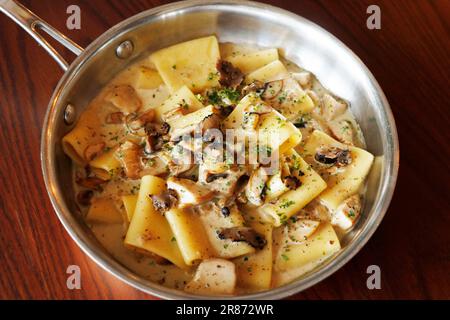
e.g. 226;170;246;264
277;91;287;103
207;87;240;106
348;209;356;218
207;71;219;81
279;199;295;209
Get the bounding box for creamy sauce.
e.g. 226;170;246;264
66;39;373;295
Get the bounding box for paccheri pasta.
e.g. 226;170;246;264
63;36;374;295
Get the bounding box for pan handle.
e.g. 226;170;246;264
0;0;83;71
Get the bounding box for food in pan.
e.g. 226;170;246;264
62;36;373;295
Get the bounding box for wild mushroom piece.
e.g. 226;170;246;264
143;122;170;155
241;80;265;96
143;136;157;155
84;142;106;162
332;194;361;230
146;122;170;137
216;59;244;88
314;147;352;167
319;93;347;121
205;172;229;183
76;190;94;206
239;101;271;131
184;259;236;295
234;175;250;204
283;175;301;190
261;79;283;100
117;141;142;179
199;114;221;142
105;85;142;114
149;189;178;213
218;227;267;250
245;166;269;206
328;119;355;146
126;109;156;132
166;177;214;207
199;113;221;133
280;157;303;189
199;164;247;197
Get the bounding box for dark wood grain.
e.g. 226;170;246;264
0;0;448;300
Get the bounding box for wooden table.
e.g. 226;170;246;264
0;0;448;300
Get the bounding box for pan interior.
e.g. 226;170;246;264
43;1;397;299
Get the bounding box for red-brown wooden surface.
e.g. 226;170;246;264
0;0;448;299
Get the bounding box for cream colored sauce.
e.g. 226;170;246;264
71;42;369;294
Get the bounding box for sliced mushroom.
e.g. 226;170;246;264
245;166;269;206
166;177;215;207
126;109;156;132
84;142;105;162
184;259;236;295
241;80;265;96
105;85;142;114
199;164;248;198
283;175;301;190
328;119;354;145
235;175;249;204
205;172;229;183
199;113;221;133
146;121;170;137
143;122;170;155
143;136;158;155
105;112;124;124
76;190;94;206
319;93;347;121
216;59;244;88
117;141;142;179
332;194;361;230
199;114;221;142
218;227;267;250
315;147;352;167
149;189;178;213
214;104;234;118
261;80;283;100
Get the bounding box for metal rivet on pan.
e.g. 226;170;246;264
116;40;134;59
64;104;76;125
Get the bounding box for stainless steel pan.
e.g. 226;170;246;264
0;0;399;299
